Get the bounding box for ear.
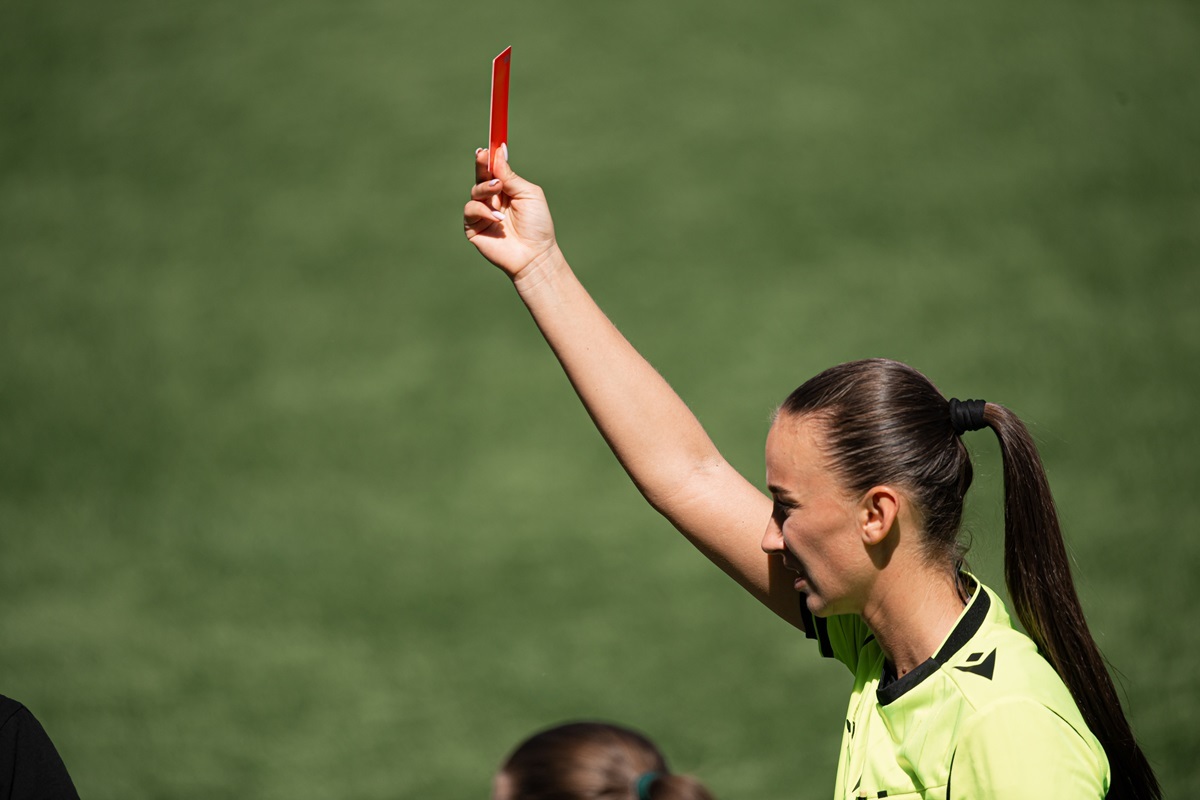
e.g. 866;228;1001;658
857;485;901;547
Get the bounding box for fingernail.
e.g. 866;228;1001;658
501;143;508;161
489;179;500;187
475;147;484;155
491;211;506;221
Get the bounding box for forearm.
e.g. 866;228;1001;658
512;248;799;625
513;246;722;510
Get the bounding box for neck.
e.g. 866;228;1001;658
860;563;966;678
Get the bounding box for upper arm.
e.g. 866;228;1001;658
653;458;806;631
949;699;1109;800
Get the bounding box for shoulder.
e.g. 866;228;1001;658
959;696;1099;749
949;698;1109;799
942;584;1084;716
942;585;1109;798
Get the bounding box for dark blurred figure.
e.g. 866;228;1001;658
0;697;79;800
494;721;714;800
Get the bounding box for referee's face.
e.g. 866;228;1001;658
762;413;872;618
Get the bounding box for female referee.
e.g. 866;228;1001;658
462;146;1159;800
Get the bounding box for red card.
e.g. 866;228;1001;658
488;47;511;174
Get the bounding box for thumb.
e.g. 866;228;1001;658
492;146;539;198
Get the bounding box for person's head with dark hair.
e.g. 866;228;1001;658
763;357;1158;800
493;722;715;800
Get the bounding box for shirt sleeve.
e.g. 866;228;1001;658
948;698;1109;800
0;698;81;800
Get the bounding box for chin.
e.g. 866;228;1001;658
803;591;830;617
804;590;852;619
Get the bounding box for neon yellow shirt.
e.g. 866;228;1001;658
800;579;1110;799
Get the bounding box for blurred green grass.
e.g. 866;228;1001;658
1;0;1197;797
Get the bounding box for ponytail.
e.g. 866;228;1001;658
985;403;1160;800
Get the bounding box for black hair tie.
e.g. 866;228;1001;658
948;398;987;435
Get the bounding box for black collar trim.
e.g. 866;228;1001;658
876;585;991;706
798;592;834;658
933;587;990;664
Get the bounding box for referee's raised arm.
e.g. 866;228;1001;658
463;147;800;629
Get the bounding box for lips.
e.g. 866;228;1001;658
781;556;806;580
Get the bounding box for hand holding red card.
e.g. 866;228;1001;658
467;46;558;279
488;47;511;174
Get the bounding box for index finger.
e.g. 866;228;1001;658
475;148;493;184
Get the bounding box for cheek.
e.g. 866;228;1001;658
787;512;853;566
780;519;809;551
782;527;828;571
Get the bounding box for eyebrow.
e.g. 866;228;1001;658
767;485;794;499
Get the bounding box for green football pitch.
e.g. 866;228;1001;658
2;1;1197;796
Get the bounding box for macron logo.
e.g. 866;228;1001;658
954;649;997;680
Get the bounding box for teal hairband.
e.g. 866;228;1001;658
635;772;661;799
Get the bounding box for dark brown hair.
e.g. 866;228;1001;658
779;358;1159;800
498;722;715;800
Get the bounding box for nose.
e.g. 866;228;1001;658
761;513;784;555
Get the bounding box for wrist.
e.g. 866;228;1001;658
512;244;568;296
